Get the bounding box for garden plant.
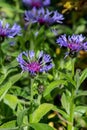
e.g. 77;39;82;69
0;0;87;130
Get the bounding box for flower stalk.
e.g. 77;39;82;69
30;78;34;106
67;89;75;130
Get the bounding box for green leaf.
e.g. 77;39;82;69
0;73;21;101
75;25;85;34
0;120;18;130
30;103;54;123
0;75;6;84
0;69;18;85
0;64;20;85
30;123;54;130
6;59;18;70
0;82;12;101
80;68;87;85
30;103;68;123
75;106;87;114
0;128;18;130
61;91;71;114
52;107;69;119
75;91;87;98
3;94;18;110
9;73;22;85
43;80;67;97
17;109;28;127
0;2;23;17
60;72;76;87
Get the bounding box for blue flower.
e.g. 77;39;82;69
17;50;53;75
56;34;87;57
57;34;86;51
82;42;87;51
23;0;50;8
56;34;68;47
24;7;64;26
0;20;21;41
7;23;21;38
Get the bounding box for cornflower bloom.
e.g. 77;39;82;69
17;50;53;75
24;7;64;26
0;19;21;42
23;0;50;8
56;34;87;57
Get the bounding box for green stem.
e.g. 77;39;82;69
71;58;76;77
0;44;3;65
67;58;76;130
30;78;34;106
68;90;74;130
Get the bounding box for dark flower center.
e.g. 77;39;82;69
27;61;41;73
38;18;45;24
31;2;42;8
0;28;7;37
68;43;80;51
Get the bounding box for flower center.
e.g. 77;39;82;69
32;2;42;8
0;28;6;37
68;43;80;51
38;18;45;24
27;62;41;73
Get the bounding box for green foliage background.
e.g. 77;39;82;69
0;0;87;130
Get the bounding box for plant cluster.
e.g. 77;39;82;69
0;0;87;130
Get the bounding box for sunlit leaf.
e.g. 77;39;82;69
80;68;87;85
9;73;22;85
0;120;17;130
43;80;67;97
75;106;87;114
75;91;87;98
75;25;85;34
0;82;12;101
30;103;68;123
17;109;28;127
3;94;18;110
0;75;6;84
61;92;70;114
30;123;54;130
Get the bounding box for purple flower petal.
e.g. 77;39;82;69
17;50;53;75
24;8;64;26
0;19;21;39
56;34;87;57
23;0;50;8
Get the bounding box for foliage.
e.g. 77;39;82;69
0;0;87;130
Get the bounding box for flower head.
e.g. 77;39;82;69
24;7;64;26
23;0;50;8
0;20;21;42
83;42;87;51
17;50;53;75
7;23;21;38
56;34;86;57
